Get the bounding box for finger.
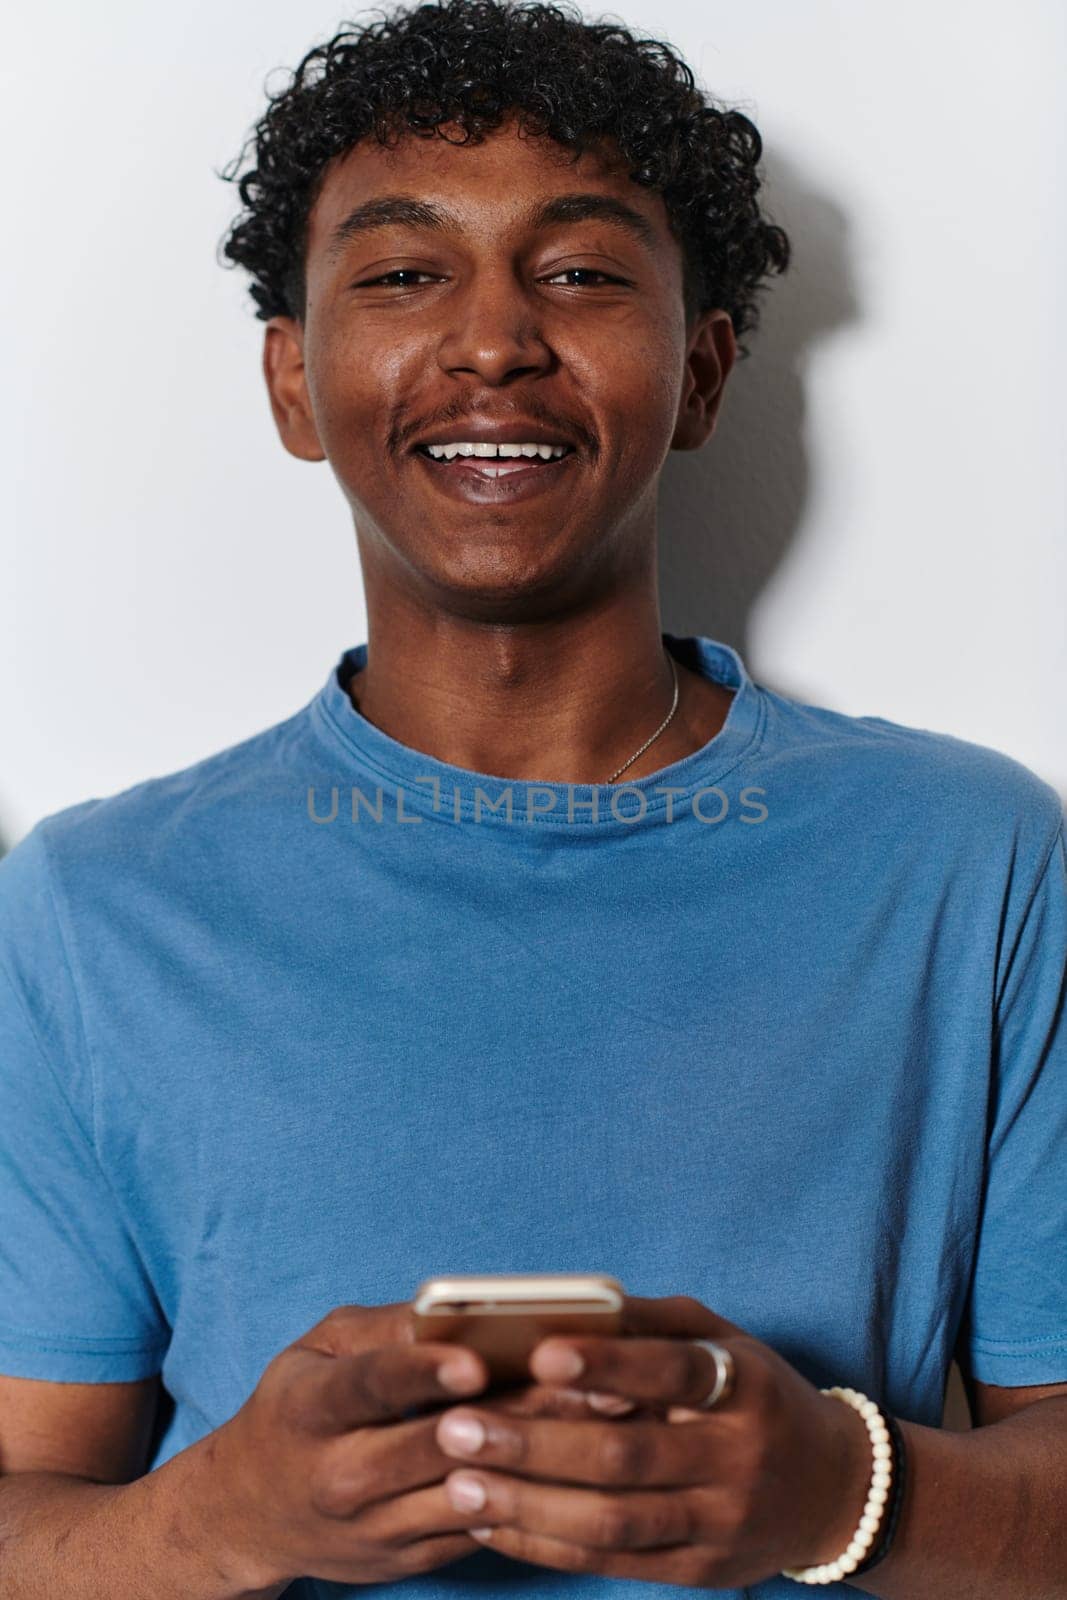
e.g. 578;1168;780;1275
619;1293;742;1343
586;1392;637;1415
468;1522;716;1585
434;1407;716;1488
307;1408;485;1524
324;1468;514;1549
443;1467;717;1552
391;1531;491;1576
301;1299;425;1358
531;1334;738;1411
289;1340;488;1435
480;1384;641;1421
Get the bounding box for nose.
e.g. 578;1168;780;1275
435;269;554;385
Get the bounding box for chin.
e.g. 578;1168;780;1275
415;557;589;621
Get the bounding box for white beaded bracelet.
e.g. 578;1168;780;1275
780;1387;893;1585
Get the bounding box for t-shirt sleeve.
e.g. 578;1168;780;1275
956;807;1067;1386
0;822;169;1380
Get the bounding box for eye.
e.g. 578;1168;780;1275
544;268;627;287
353;266;628;290
355;269;439;288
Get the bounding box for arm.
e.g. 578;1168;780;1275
851;812;1066;1595
850;1384;1067;1600
0;1432;286;1600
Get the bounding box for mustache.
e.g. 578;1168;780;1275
394;407;597;457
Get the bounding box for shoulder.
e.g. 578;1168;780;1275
756;682;1064;861
0;704;312;930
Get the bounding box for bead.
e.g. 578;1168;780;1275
780;1387;891;1585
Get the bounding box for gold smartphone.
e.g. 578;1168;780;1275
410;1272;626;1387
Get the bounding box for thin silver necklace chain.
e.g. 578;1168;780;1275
606;649;680;783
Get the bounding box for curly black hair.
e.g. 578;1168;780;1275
216;0;790;358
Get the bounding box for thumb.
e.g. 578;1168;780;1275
621;1292;742;1343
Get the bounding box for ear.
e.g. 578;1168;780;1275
262;316;328;463
671;310;737;452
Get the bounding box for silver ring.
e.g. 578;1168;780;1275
691;1339;736;1409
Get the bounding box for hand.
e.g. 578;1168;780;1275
432;1293;873;1590
208;1299;515;1591
209;1297;654;1593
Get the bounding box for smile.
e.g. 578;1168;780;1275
412;445;577;503
421;442;572;462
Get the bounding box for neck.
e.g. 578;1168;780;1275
344;599;735;786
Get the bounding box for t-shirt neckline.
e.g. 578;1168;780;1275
309;630;765;832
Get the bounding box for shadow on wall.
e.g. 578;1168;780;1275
658;144;858;705
658;149;976;1433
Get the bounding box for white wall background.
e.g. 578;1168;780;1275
2;0;1065;854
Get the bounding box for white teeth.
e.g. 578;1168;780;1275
423;441;569;461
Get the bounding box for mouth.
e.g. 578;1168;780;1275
410;443;578;504
414;443;575;472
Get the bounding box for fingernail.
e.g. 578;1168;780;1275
438;1360;482;1393
448;1473;487;1510
537;1346;584;1380
587;1391;635;1414
439;1415;486;1453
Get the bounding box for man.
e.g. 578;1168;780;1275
1;1;1064;1595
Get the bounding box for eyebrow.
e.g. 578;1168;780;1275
322;191;660;263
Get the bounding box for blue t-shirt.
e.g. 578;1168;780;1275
1;631;1065;1600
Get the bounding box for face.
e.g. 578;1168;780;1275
263;113;736;619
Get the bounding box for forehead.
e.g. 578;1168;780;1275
305;116;672;263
